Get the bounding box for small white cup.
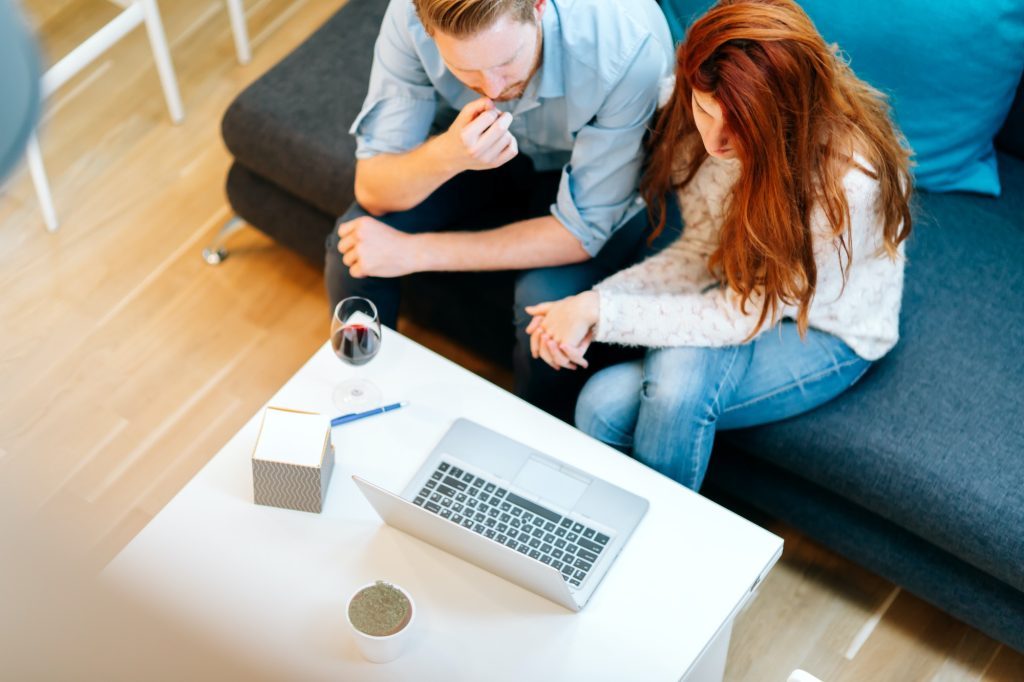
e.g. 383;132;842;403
346;581;416;663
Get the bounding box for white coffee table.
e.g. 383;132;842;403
104;327;782;681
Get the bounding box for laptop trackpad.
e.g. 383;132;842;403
512;457;589;510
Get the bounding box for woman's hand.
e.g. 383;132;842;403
525;291;600;370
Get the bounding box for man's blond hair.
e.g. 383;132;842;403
413;0;536;37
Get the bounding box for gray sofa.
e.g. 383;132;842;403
220;0;1024;650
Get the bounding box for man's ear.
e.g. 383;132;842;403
534;0;548;22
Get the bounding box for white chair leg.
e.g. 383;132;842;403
225;0;252;65
26;134;59;232
138;0;184;124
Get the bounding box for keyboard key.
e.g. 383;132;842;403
475;512;486;522
511;508;523;517
522;512;534;523
438;462;450;472
455;493;467;503
506;493;562;524
506;539;519;550
570;579;581;587
431;471;443;480
595;533;610;546
552;549;563;559
560;518;572;528
441;509;452;519
510;519;522;529
552;560;563;571
497;523;508;533
574;559;592;572
426;480;438;490
497;534;508;543
571;523;584;533
567;533;579;543
544;533;555;543
478;503;490;513
488;508;499;518
555;538;566;549
529;550;541;560
561;564;574;575
462;472;474;483
450;466;463;477
578;537;603;553
518;532;530;543
485;529;496;539
472;479;484;488
453;503;463;513
467;499;477;509
495;487;507;498
541;555;552;565
452;514;463;524
544;522;555;532
574;570;586;580
430;493;441;502
484;483;496;493
531;527;544;538
567;544;579;555
461;518;473;528
555;527;567;537
425;502;441;513
583;528;596;539
529;538;541;549
541;543;552;553
489;495;503;506
485;519;496;528
474;524;486;533
413;497;426;506
443;476;467;491
440;498;451;508
500;513;510;522
578;549;598;563
516;545;529;555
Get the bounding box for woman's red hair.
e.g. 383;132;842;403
643;0;913;338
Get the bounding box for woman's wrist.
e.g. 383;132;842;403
579;290;601;327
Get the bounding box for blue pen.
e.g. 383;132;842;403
331;401;408;427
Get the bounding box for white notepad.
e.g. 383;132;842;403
252;407;330;467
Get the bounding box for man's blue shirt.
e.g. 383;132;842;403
351;0;673;256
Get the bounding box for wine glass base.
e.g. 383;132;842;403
332;379;382;412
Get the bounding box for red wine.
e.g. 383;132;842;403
331;324;380;366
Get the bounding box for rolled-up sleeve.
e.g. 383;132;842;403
550;38;668;256
350;1;437;159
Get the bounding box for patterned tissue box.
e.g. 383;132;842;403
252;406;334;513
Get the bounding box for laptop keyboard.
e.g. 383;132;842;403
412;460;612;588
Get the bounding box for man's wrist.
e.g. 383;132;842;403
424;132;465;178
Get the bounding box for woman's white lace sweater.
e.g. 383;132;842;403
593;155;905;361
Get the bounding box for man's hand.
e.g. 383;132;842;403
337;216;419;278
436;97;519;173
525;291;601;370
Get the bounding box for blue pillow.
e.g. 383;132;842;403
659;0;1024;196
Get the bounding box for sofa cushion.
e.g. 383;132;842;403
660;0;1024;196
222;0;387;218
996;76;1024;160
718;152;1024;593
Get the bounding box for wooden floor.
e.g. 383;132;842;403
0;1;1020;679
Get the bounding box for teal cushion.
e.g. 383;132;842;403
659;0;1024;196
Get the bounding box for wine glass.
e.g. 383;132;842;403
330;297;383;410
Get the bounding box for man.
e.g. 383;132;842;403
326;0;673;418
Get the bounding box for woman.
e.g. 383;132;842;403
525;0;913;491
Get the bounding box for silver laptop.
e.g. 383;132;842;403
353;418;648;612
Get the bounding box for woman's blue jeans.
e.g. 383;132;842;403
575;322;872;491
